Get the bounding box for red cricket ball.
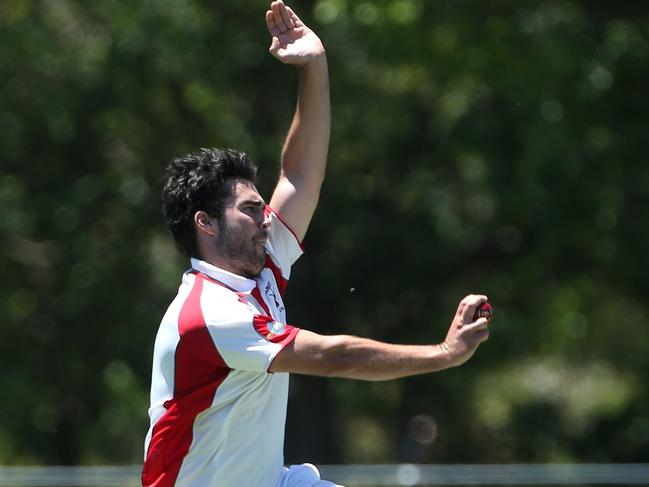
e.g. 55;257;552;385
474;302;493;322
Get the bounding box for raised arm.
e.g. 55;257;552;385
270;295;491;380
266;1;330;242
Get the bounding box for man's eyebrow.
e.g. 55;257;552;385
240;197;265;206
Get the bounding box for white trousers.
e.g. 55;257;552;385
277;463;344;487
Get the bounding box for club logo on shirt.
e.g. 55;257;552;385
266;320;286;338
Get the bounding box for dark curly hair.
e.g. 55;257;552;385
163;148;258;258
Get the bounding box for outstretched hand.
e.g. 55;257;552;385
440;294;491;367
266;1;325;66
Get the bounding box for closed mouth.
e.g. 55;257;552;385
254;232;268;244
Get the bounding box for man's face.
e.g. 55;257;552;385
213;179;269;278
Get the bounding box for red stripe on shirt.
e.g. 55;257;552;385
251;286;272;316
142;275;230;487
265;205;304;251
265;255;289;296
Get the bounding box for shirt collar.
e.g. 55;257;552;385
190;258;257;294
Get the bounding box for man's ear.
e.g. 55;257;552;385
194;210;217;237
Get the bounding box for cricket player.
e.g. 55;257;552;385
142;2;490;486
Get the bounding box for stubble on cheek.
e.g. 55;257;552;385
237;243;265;278
215;223;266;278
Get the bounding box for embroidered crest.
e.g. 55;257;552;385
266;320;286;338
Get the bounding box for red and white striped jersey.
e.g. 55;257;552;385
143;207;303;487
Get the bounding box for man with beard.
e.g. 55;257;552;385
142;2;490;486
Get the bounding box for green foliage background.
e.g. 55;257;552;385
1;0;648;466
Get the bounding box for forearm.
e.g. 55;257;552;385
322;335;453;380
280;55;330;187
288;333;454;381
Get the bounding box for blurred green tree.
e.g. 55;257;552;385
0;0;648;465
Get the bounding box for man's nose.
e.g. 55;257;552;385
261;212;271;229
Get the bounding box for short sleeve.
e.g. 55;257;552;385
202;288;299;372
264;206;303;278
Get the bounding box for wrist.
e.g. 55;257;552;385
298;51;328;71
435;342;457;370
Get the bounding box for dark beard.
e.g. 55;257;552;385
215;219;265;278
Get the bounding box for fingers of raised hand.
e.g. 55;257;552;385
285;6;304;27
266;10;281;37
457;294;488;323
271;1;295;32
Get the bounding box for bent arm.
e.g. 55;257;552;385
270;59;330;242
266;1;330;242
